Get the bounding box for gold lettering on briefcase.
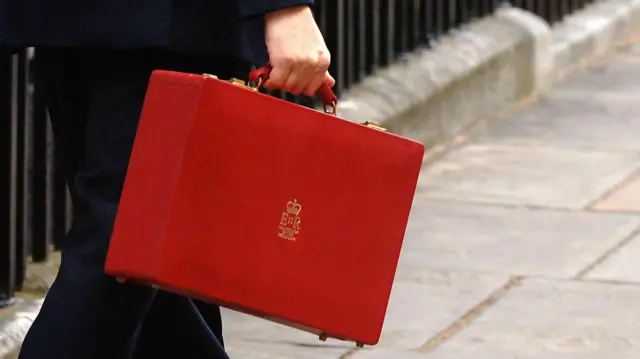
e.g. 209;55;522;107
278;199;302;241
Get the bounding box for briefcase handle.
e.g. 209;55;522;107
249;65;339;116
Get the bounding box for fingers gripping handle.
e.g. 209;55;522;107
249;65;338;115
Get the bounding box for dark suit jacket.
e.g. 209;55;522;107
0;0;313;64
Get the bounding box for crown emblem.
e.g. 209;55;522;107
286;199;302;215
279;199;303;241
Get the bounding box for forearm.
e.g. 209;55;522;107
236;0;314;18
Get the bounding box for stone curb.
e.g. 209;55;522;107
0;300;42;359
0;255;59;358
335;0;640;156
550;0;640;84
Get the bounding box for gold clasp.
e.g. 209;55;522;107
228;77;261;92
203;74;258;91
227;78;246;87
362;121;387;132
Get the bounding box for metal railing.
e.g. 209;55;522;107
511;0;597;24
0;50;71;307
0;0;600;306
272;0;502;103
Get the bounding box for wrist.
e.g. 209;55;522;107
265;5;312;21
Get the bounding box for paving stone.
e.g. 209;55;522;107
416;143;640;209
429;342;640;359
585;232;640;282
349;348;429;359
222;269;509;351
399;200;640;278
0;299;41;359
591;172;640;212
428;278;640;359
475;45;640;153
224;340;348;359
479;91;640;152
374;270;509;349
221;309;348;348
553;48;640;93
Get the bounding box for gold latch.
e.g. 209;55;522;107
203;74;254;90
227;78;246;87
362;121;387;132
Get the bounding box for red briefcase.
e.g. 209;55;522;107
105;66;425;347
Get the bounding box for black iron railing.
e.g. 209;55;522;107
0;50;71;307
0;0;600;306
273;0;501;103
512;0;598;24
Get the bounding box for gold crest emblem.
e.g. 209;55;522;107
278;199;302;241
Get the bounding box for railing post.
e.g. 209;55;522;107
364;0;380;74
344;0;355;87
353;0;367;82
322;0;346;97
394;0;409;57
14;50;31;290
434;0;445;38
0;52;18;307
378;0;395;67
420;0;437;46
408;0;420;51
457;0;470;27
31;54;53;262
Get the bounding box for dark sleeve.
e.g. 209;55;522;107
236;0;314;18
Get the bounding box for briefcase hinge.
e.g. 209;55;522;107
362;121;387;132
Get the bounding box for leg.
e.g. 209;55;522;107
19;48;159;359
194;298;225;347
132;292;226;358
19;48;249;359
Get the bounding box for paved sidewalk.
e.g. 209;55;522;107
221;35;640;358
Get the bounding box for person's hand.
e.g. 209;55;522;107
264;5;336;96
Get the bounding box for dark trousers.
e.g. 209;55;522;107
17;48;251;359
